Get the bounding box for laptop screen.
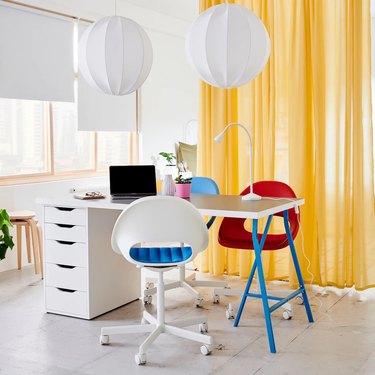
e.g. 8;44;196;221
109;165;157;197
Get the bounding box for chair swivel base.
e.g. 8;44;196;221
101;269;213;366
143;264;229;307
100;310;213;365
213;287;295;320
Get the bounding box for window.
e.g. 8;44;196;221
97;132;129;170
0;14;134;184
0;97;132;183
0;98;47;177
52;101;94;172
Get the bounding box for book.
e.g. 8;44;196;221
74;192;106;200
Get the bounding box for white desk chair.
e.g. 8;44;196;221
100;196;213;365
143;177;228;307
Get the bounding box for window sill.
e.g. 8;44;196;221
0;170;108;186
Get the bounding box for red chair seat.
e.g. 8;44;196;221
218;218;290;250
218;181;299;251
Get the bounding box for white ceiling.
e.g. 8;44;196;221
123;0;198;22
16;0;198;23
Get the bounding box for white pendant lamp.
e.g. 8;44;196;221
79;16;153;96
186;3;270;88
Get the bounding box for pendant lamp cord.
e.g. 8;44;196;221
114;0;117;15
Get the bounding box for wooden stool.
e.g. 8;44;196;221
9;210;43;278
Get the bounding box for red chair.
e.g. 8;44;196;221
218;181;313;353
218;181;299;250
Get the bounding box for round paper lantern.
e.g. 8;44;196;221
186;4;270;88
79;16;153;95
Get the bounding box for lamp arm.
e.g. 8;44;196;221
216;122;254;194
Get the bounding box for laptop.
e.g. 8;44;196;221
109;165;157;201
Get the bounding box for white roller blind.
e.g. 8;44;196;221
0;4;74;102
78;76;137;131
77;23;136;132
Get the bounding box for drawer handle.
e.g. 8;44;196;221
55;224;75;228
56;264;76;269
56;240;75;245
55;207;75;212
56;287;76;293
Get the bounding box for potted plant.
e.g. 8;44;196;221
158;152;176;165
174;175;192;198
0;209;14;260
158;151;178;179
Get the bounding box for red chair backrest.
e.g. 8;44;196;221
218;181;300;250
241;181;299;238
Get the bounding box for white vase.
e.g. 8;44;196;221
161;174;175;196
163;165;178;179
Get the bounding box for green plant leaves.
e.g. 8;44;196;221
0;209;14;260
159;152;176;164
174;175;192;184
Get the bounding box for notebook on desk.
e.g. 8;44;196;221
109;165;157;201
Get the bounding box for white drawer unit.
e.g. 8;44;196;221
44;240;87;267
42;204;141;319
45;263;87;291
45;286;88;318
44;223;87;243
45;206;86;225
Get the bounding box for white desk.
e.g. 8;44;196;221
39;193;304;218
37;194;304;321
189;194;304;219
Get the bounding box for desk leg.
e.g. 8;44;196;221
234;260;257;327
234;215;273;327
252;219;276;353
283;211;314;323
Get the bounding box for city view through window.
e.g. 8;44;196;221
0;97;129;180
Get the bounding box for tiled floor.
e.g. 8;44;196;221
1;266;375;374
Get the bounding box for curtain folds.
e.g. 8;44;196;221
196;0;375;290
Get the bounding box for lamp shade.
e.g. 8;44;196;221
79;16;153;96
185;4;270;88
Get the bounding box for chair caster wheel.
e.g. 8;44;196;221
226;309;235;320
226;303;235;319
295;295;304;305
195;297;203;308
282;310;293;320
200;345;212;355
143;295;152;305
100;335;109;345
213;294;220;304
135;353;147;365
189;273;196;281
199;322;208;333
145;282;154;289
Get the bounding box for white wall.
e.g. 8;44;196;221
140;29;198;164
0;176;108;272
0;0;199;272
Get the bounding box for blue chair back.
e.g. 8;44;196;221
191;177;219;229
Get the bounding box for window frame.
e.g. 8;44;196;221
0;98;139;186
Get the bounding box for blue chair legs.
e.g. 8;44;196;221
234;212;314;353
234;215;272;328
283;211;314;323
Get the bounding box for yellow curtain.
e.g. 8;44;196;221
196;0;375;290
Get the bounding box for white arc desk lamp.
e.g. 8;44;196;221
214;122;261;201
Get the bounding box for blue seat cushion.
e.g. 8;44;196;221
129;246;193;264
